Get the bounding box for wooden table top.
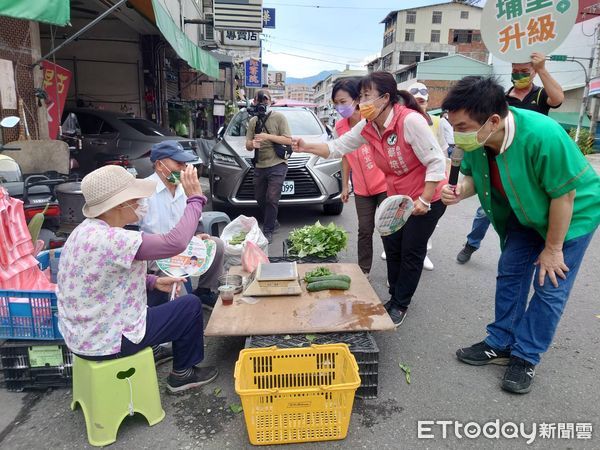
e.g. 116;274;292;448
204;263;395;336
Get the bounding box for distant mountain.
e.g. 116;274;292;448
287;70;340;86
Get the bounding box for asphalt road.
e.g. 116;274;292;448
1;158;599;449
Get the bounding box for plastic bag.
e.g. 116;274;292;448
221;215;268;269
241;241;269;273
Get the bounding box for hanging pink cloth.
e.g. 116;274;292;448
0;187;56;291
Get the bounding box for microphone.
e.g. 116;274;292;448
448;146;464;189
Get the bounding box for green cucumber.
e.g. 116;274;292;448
305;274;351;284
306;280;350;292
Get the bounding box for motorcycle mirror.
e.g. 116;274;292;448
0;116;20;128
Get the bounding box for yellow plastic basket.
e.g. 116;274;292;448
234;343;361;446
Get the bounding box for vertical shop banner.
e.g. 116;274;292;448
481;0;577;62
263;8;275;28
41;61;71;139
245;58;262;88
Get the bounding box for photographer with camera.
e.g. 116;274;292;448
245;89;292;244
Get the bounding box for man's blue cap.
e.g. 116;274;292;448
150;140;197;163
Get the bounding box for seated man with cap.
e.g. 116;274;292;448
139;140;224;310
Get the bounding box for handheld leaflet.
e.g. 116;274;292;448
157;236;217;278
375;195;414;236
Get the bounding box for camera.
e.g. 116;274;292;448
255;103;268;115
247;102;268;117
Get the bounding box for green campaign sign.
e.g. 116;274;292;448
480;0;577;62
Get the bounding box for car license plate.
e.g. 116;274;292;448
126;167;138;177
281;180;295;195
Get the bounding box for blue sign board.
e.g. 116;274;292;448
245;58;262;87
263;8;275;28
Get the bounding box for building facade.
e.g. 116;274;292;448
396;54;493;110
379;1;484;79
313;69;366;122
286;84;315;103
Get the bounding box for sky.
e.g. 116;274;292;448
260;0;466;78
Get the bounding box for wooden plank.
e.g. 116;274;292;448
204;263;395;336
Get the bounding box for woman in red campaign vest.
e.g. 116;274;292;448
332;77;387;276
293;71;448;327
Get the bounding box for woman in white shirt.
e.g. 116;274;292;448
292;71;447;327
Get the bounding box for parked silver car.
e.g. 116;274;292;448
209;107;344;215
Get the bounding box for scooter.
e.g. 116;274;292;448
1;116;67;249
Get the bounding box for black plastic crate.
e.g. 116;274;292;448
245;332;379;399
282;240;339;264
0;340;73;392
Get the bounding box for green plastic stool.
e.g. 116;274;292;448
71;347;166;447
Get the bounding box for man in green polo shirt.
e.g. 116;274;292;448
441;76;599;394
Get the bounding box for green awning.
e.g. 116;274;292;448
549;112;591;129
151;0;219;79
0;0;70;26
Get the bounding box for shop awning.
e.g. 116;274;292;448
0;0;70;26
150;0;219;79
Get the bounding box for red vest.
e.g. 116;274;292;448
335;118;387;197
360;104;446;202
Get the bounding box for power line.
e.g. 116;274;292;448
263;48;366;66
262;37;366;62
263;2;397;10
261;34;375;52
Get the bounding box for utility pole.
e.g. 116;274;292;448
588;22;600;138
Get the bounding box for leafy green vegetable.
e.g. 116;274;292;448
27;204;49;244
288;222;348;258
304;266;332;282
213;387;222;396
229;231;248;245
399;363;411;384
229;403;243;413
305;334;317;343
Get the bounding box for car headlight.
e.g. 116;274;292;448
212;152;239;167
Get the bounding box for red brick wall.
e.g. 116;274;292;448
0;17;41;143
421;79;457;110
448;29;489;63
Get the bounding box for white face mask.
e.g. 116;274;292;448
126;200;149;222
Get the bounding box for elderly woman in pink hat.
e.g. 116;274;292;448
57;164;217;393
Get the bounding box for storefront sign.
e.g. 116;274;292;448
481;0;577;62
222;30;260;47
41;61;72;139
263;8;275;28
245;58;262;88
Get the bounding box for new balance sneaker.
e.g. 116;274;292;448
384;302;408;328
456;341;510;366
167;366;219;393
456;243;477;264
501;356;536;394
